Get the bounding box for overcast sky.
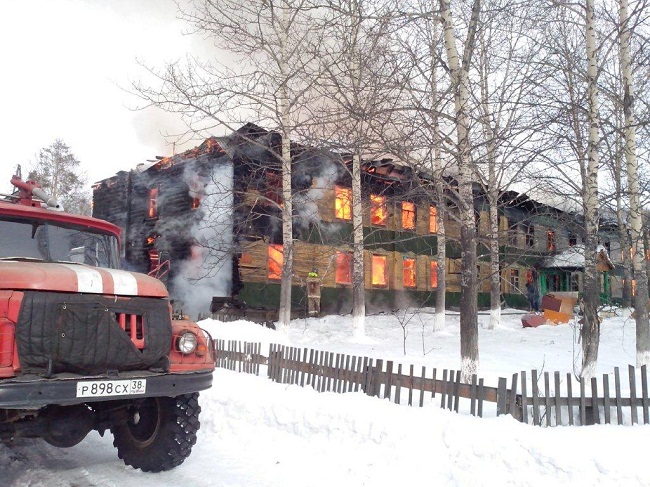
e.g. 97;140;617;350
0;0;209;194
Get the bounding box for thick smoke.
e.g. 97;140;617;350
293;152;341;231
172;160;233;319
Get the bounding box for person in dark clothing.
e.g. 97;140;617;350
526;281;540;312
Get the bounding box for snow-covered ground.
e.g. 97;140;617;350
2;309;650;486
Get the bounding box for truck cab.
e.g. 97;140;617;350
0;174;215;472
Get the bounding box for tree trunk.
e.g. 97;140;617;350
277;5;293;332
619;0;650;367
352;153;366;338
581;0;601;379
431;28;446;331
488;192;501;329
440;0;481;382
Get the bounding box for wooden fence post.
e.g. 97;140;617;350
629;365;638;425
496;377;507;416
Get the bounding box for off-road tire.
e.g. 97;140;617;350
111;392;201;472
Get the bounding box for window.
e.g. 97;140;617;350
508;219;518;247
430;260;438;288
268;244;283;280
371;255;387;286
190;196;200;210
401;202;416;230
525;224;535;248
148;188;159;219
335;251;352;285
510;269;520;292
429;206;438;233
568;233;577;247
403;258;416;288
371;194;387;226
571;273;580;292
335;186;352;220
547;231;556;251
240;253;252;265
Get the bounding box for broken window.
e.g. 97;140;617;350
547;230;556;251
190;196;200;210
403;258;416;287
525;224;534;248
568;233;577;247
430;260;438;288
510;269;520;292
508;219;518;246
401;202;416;231
148;188;159;219
335;186;352;220
429;206;438;233
268;244;283;280
370;194;387;226
335;251;352;285
371;254;387;286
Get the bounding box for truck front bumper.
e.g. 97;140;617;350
0;370;213;409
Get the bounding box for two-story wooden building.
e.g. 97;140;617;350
92;124;622;319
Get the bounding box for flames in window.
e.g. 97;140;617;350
401;202;415;230
429;206;438;233
268;244;283;280
336;251;352;284
430;260;438;288
403;258;416;287
371;255;387;286
335;186;352;220
371;194;387;226
547;230;556;251
148;188;159;219
191;196;200;210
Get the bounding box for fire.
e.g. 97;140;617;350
146;235;157;246
268;244;283;280
148;188;159;219
403;258;416;287
335;252;352;284
429;206;438;233
371;255;387;286
402;202;415;230
335;186;352;220
430;261;438;288
371;194;386;226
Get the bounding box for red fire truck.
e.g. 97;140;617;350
0;172;215;472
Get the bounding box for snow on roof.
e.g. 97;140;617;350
542;244;613;269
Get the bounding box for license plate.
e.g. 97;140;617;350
76;379;147;398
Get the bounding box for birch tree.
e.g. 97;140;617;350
133;0;325;331
619;0;650;366
309;0;401;337
440;0;482;381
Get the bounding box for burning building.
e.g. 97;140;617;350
92;123;624;320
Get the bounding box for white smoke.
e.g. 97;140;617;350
172;160;233;319
294;158;340;230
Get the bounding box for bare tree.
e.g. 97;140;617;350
307;0;402;337
619;0;650;367
439;0;482;381
133;0;326;331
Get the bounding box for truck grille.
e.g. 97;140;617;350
16;291;172;375
116;313;145;349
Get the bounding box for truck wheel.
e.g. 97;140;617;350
111;393;201;472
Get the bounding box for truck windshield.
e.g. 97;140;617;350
0;216;120;269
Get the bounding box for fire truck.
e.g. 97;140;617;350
0;171;215;472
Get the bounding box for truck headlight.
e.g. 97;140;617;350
177;331;198;354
